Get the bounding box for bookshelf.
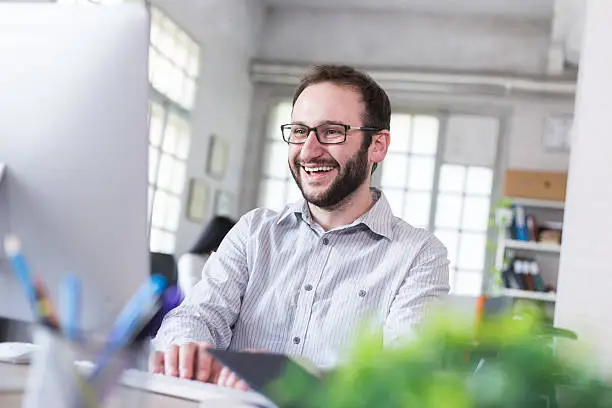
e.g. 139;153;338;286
504;239;562;253
492;197;564;304
501;288;557;303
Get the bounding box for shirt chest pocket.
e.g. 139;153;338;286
327;282;373;323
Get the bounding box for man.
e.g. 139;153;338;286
150;64;450;389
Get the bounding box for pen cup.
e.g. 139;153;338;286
23;325;151;408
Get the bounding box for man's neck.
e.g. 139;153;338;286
308;184;374;231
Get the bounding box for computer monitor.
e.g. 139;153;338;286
0;4;150;332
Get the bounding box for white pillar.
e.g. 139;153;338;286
554;0;612;375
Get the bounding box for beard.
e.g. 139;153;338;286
290;146;370;209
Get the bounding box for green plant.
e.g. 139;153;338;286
270;307;612;408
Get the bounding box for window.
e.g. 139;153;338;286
381;113;497;296
381;114;438;229
258;100;302;210
57;0;201;254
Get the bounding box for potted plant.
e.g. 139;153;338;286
270;306;612;408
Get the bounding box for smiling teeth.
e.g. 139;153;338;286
304;166;334;172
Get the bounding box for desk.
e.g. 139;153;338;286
0;362;256;408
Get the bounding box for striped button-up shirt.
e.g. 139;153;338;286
154;188;450;369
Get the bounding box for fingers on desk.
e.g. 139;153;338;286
165;345;180;377
149;351;165;375
195;342;213;382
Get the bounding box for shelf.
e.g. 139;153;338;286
501;288;557;302
507;197;565;210
505;239;562;253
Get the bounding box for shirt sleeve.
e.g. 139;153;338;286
152;213;250;351
383;234;450;347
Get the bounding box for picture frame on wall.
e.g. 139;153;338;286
214;189;235;217
206;134;228;179
186;178;208;223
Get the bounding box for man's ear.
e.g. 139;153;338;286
369;130;390;166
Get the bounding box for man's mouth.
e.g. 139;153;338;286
301;165;335;175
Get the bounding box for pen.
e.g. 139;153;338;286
89;274;167;379
60;274;82;340
3;235;60;330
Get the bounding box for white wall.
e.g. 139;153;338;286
150;0;265;254
259;7;552;75
554;0;612;375
507;101;573;171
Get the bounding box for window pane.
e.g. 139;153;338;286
164;194;181;232
149;227;164;252
150;8;163;47
187;42;200;77
384;189;404;217
453;270;483;296
151;191;168;228
149;147;159;184
435;194;463;229
149;102;165;147
148;186;154;215
268;102;292;139
466;167;493;195
174;32;189;67
411;116;438;155
457;232;487;270
380;154;408;188
176;133;191;160
389;114;411;153
263;142;289;177
159;17;177;58
157;154;175;190
403;192;431;228
180;78;196;109
170;161;186;195
461;196;490;232
407;156;435;191
168;66;184;103
259;179;287;211
439;164;465;193
162;231;176;254
435;230;459;269
162;120;178;155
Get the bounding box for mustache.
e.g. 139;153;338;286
294;158;339;168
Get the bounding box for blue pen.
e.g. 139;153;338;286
3;235;37;312
89;274;167;380
60;274;81;340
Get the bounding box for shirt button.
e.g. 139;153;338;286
359;290;367;297
304;284;313;291
293;336;301;344
322;237;329;245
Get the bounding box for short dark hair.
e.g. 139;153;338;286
292;64;391;173
189;216;236;255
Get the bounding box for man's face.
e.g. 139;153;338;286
289;82;371;209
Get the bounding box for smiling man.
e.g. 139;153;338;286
151;65;450;388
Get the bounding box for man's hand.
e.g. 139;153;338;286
149;342;223;383
149;342;248;390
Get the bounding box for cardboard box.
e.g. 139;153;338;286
503;169;567;202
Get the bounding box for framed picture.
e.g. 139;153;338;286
206;134;229;179
214;190;235;217
186;178;208;223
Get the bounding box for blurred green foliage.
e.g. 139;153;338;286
269;306;612;408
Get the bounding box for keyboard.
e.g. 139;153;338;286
75;361;276;407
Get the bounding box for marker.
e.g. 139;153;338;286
60;274;82;340
32;276;60;330
3;235;45;322
89;274;167;380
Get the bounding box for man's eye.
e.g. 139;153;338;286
293;127;307;135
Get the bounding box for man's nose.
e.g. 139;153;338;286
300;129;324;157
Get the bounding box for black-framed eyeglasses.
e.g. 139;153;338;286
280;123;382;145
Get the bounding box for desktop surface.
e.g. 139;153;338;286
0;361;271;408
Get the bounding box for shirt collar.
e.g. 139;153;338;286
276;187;395;240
